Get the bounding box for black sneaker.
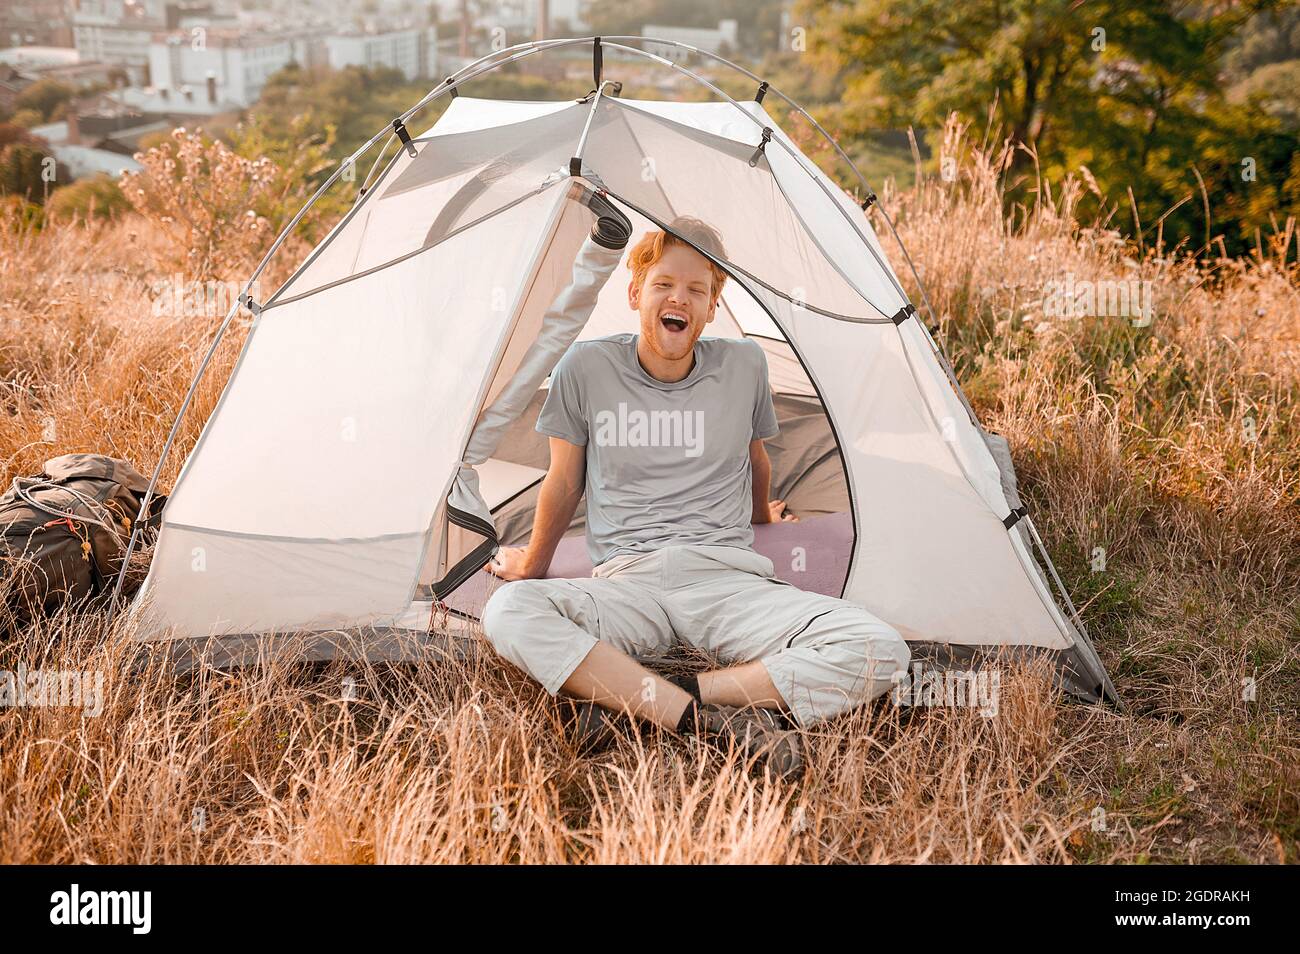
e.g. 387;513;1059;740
697;705;806;781
558;699;621;755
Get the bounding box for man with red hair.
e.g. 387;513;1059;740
483;217;909;780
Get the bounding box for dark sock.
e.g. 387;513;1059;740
674;698;703;735
667;672;703;703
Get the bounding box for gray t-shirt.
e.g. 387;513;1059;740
537;333;780;567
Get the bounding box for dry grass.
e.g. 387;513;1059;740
0;122;1295;864
0;614;1115;864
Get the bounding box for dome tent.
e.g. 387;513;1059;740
116;37;1118;705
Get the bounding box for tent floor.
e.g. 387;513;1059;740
129;515;1106;703
444;511;855;617
129;625;481;674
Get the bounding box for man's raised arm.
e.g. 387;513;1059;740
486;436;585;581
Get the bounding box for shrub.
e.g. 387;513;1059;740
0;141;59;202
119;122;340;281
7;108;43;129
120;127;282;280
14;78;74;123
46;174;129;221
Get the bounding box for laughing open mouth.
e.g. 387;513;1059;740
660;312;689;332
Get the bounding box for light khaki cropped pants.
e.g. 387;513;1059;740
481;544;910;727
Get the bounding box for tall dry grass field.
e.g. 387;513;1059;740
0;127;1295;863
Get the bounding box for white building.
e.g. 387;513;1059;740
72;0;166;80
433;0;533;33
642;20;740;61
325;27;437;81
430;0;587;31
0;46;81;70
73;0;240;83
547;0;586;30
145;28;315;109
29;119;142;179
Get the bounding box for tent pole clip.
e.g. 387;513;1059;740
755;80;769;103
578;80;622;103
1002;506;1029;530
392;118;418;158
891;303;916;325
748;127;772;168
860;190;878;210
238;293;261;316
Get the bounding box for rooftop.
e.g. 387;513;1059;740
0;46;81;69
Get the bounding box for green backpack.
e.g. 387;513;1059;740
0;454;166;630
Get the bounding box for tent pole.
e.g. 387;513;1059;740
441;36;581;85
356;43;584;198
108;295;242;615
598;41;910;322
1024;517;1102;657
445;36;976;420
1024;515;1121;705
571;76;618;171
409;35;942;327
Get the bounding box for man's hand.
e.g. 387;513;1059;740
483;437;584;583
751;440;798;524
767;499;799;523
485;546;538;581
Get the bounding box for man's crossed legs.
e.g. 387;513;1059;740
481;543;911;773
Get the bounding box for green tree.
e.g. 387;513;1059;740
250;64;427;165
0;124;64;201
14;78;74;123
244;64;588;173
0;142;55;200
8;108;43;129
227;112;346;241
795;0;1295;254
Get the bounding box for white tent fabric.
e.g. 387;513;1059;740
138;184;573;634
129;88;1114;702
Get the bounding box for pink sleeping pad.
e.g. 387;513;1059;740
445;511;853;619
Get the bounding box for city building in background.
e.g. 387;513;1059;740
1;0;75;48
325;26;438;81
140;27;326;111
2;1;778;186
642;20;740;61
